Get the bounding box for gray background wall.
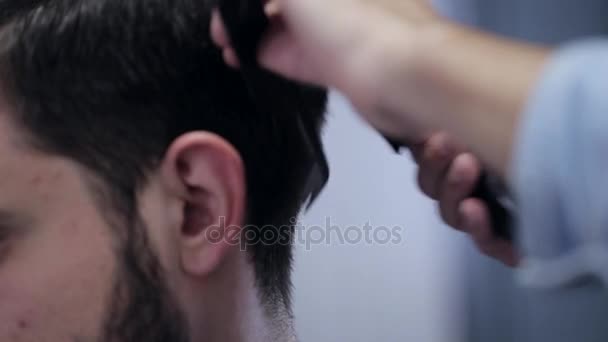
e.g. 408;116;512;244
292;94;469;342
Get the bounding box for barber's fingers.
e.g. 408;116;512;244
211;6;304;78
210;11;240;68
438;154;520;266
460;198;520;267
211;1;284;68
210;11;229;48
437;153;480;228
414;132;465;199
413;133;520;266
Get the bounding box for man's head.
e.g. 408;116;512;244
0;0;327;341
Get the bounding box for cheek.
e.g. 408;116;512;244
0;284;52;341
0;217;117;341
0;288;34;340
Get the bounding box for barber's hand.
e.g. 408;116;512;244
212;0;435;82
411;132;519;267
212;0;549;179
211;0;442;133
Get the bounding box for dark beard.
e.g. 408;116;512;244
101;216;190;342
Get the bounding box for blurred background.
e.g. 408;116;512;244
292;1;608;341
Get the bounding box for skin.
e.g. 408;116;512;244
0;91;278;341
211;0;550;265
409;133;519;267
0;105;113;341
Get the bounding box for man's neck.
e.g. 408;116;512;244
239;295;296;342
193;260;296;342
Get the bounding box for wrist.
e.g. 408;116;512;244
392;23;549;176
360;19;458;139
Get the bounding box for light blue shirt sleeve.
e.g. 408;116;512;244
512;39;608;288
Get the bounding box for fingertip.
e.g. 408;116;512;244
459;199;489;238
418;133;456;199
223;48;241;68
437;153;483;228
458;153;481;176
264;0;281;16
211;10;230;47
448;153;480;190
461;199;519;266
424;132;453;164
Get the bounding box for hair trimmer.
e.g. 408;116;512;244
386;140;513;240
216;0;514;240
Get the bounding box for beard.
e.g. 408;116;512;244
100;215;190;342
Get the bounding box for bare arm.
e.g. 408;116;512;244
374;23;550;178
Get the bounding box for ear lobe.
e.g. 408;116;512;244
160;132;246;277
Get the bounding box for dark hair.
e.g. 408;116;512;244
0;0;327;307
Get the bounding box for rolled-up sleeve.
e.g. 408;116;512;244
512;39;608;288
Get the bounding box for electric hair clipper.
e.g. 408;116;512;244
216;0;513;240
386;140;513;240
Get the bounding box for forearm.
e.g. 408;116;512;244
381;28;608;286
374;23;550;179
